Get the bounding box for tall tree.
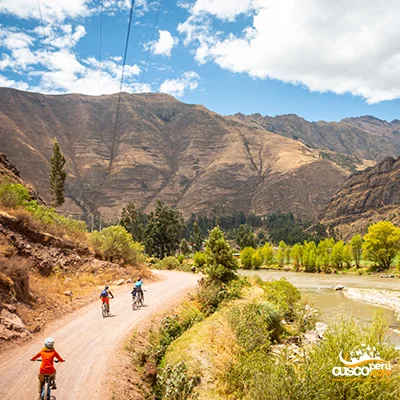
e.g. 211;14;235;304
120;202;147;242
362;221;400;271
190;222;203;252
236;224;256;249
144;200;184;259
205;226;238;283
350;234;363;268
50;138;66;206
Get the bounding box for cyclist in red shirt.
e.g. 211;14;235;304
31;337;65;397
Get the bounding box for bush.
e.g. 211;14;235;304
177;254;185;264
156;362;199;400
91;225;144;265
193;252;206;268
227;301;282;352
240;247;255;269
157;256;181;270
0;182;30;208
261;278;301;319
251;250;263;269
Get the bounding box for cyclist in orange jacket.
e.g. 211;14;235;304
31;337;65;397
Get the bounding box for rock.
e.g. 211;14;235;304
63;278;72;285
64;290;73;297
0;309;26;332
304;330;319;343
2;304;17;313
316;322;328;338
281;319;287;325
334;285;344;291
126;278;133;284
114;279;124;286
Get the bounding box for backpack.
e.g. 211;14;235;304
100;289;108;298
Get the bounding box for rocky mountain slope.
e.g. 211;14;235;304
0;88;371;220
322;156;400;238
235;113;400;161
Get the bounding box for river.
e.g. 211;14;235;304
239;270;400;345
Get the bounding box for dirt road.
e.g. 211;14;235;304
0;270;199;400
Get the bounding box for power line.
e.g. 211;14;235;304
140;0;163;86
36;0;56;91
108;0;136;173
98;0;104;94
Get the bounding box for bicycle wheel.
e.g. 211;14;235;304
102;304;107;318
43;380;50;400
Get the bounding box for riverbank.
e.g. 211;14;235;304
343;288;400;319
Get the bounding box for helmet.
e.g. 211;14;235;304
137;277;141;281
105;285;109;289
44;337;55;349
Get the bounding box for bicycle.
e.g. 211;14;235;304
35;359;62;400
101;297;113;318
131;290;144;310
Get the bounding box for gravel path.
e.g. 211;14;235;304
0;270;199;400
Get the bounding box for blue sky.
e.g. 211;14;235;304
1;0;400;122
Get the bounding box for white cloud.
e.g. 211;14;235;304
159;71;200;97
180;0;400;104
0;0;91;22
151;30;177;57
0;74;29;90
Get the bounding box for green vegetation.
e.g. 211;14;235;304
91;225;143;265
193;251;206;268
0;181;30;208
180;238;190;256
362;221;400;271
50;138;66;207
236;224;257;249
190;222;203;252
204;226;238;283
120;202;147;242
144;200;185;259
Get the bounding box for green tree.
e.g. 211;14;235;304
252;250;263;269
343;243;353;268
240;247;255;269
50;138;66;206
120;202;147;242
362;221;400;271
331;240;345;269
190;222;203;252
276;240;287;266
290;243;303;271
259;243;274;265
0;181;30;208
302;241;317;272
180;238;190;255
316;238;334;272
236;224;256;249
204;226;238;282
350;234;363;268
144;200;184;259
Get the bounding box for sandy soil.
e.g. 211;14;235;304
0;270;199;400
343;288;400;318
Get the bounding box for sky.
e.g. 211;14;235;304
0;0;400;122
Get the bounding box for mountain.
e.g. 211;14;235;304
322;156;400;239
235;113;400;161
0;88;370;220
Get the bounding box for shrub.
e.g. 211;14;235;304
0;182;30;208
261;278;301;319
240;247;255;269
91;225;144;265
251;250;263;269
193;252;206;268
177;254;185;264
259;243;274;265
227;301;282;352
156;362;199;400
157;256;181;270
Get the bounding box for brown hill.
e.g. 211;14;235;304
322;156;400;239
0;88;369;220
235;113;400;161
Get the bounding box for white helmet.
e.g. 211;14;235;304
44;337;55;349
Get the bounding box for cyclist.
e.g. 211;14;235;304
31;337;65;397
132;277;144;302
100;285;114;313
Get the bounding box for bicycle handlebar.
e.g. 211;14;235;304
34;359;64;363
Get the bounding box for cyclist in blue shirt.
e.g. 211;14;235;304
132;277;144;302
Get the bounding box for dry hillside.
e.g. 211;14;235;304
322;156;400;239
0;88;370;220
236;113;400;161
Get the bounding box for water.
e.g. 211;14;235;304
239;270;400;345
